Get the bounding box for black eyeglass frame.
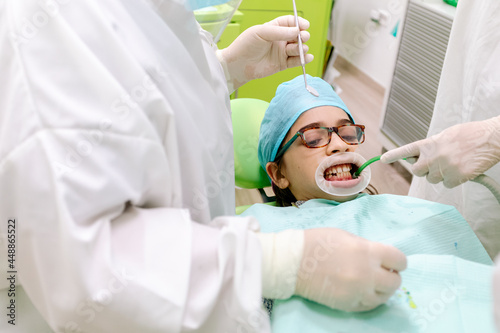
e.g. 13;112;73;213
274;124;366;161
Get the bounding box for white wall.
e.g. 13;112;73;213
330;0;409;89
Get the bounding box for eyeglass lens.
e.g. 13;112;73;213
302;126;364;147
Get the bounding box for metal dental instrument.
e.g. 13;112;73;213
292;0;319;97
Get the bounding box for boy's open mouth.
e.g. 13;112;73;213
315;152;370;194
323;163;359;181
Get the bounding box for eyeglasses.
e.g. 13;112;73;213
274;124;365;161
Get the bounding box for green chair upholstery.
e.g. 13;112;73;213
231;98;276;214
232;98;271;189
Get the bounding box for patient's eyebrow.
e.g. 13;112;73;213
337;118;354;126
298;122;322;132
298;119;354;132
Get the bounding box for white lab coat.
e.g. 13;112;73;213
407;0;500;330
409;0;500;259
0;0;270;332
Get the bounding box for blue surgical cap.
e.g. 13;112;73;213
258;75;353;170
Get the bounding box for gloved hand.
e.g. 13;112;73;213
257;228;407;312
295;228;406;312
381;116;500;188
216;15;313;91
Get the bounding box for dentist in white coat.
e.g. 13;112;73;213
381;0;500;329
0;0;407;332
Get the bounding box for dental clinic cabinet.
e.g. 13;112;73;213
379;0;456;155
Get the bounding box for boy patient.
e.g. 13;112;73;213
242;75;495;332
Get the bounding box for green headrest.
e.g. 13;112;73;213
231;98;271;189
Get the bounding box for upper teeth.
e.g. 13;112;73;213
325;163;352;177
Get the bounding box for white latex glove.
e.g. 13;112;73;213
216;15;313;91
381;116;500;188
258;228;407;312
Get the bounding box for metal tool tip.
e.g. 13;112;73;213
307;86;319;97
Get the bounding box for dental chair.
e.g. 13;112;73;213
231;98;275;214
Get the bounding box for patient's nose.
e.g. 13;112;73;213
326;133;353;155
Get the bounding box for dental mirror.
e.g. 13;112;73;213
292;0;319;97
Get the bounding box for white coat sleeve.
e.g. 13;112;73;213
0;140;268;333
0;1;270;332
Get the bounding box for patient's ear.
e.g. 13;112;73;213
266;162;289;189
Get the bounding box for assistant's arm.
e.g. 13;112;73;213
0;141;267;332
381;116;500;188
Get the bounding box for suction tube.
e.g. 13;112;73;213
472;174;500;205
315;152;371;196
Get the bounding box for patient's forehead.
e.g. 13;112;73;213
288;106;352;134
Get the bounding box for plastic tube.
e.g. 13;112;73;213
353;155;381;178
471;174;500;204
